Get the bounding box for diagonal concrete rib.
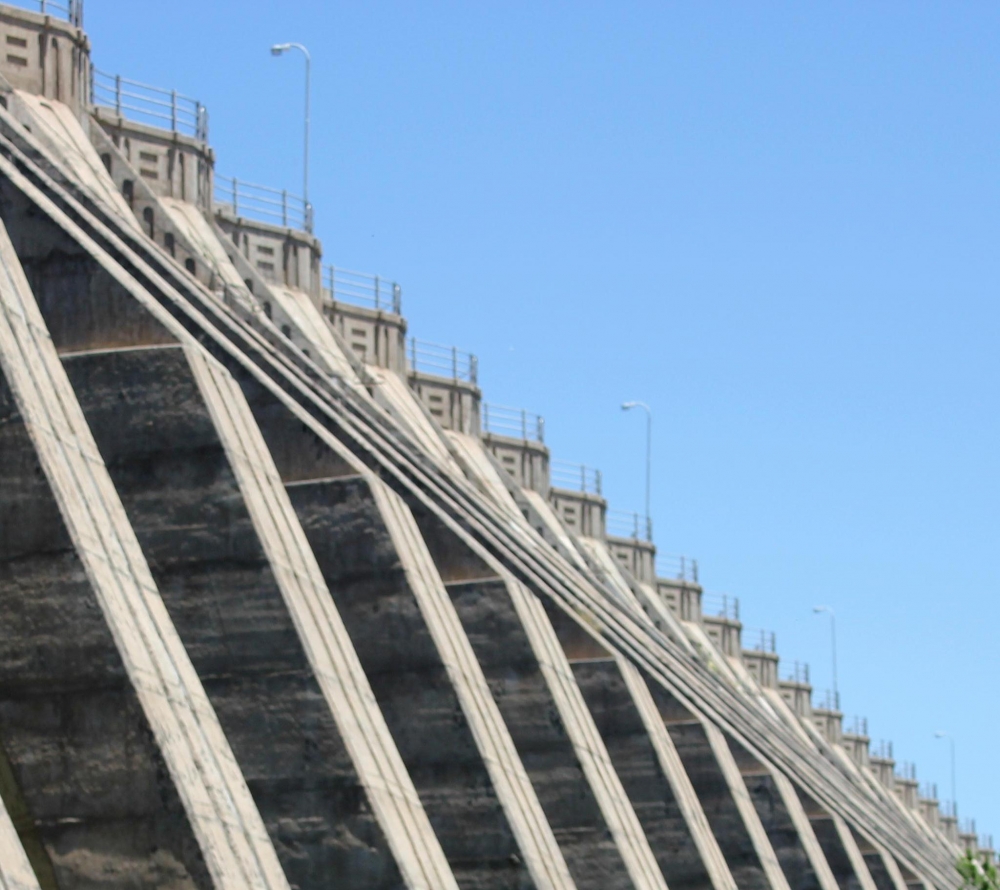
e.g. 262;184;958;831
0;794;40;890
834;815;880;890
0;219;288;890
186;346;459;890
372;483;578;890
508;580;669;890
702;721;792;890
617;658;739;890
769;769;841;890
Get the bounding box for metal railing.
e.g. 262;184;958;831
782;661;810;685
7;0;82;24
960;818;977;835
895;762;917;782
656;554;699;583
919;782;938;801
91;67;208;142
214;175;312;232
816;689;841;711
408;338;478;384
872;740;894;760
481;403;544;442
550;460;602;495
606;509;652;541
743;628;776;653
702;592;740;622
845;716;869;737
941;801;958;819
324;265;401;314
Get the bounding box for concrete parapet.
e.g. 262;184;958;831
0;2;89;118
656;575;703;622
841;720;871;770
93;106;214;209
917;790;940;831
894;771;919;812
215;207;322;304
550;486;607;538
483;430;550;494
324;298;407;372
811;695;843;745
870;743;897;792
702;594;742;658
607;532;656;584
939;813;958;844
742;631;779;689
778;664;813;719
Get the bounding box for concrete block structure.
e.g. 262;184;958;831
0;3;983;887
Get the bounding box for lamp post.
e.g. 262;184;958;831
934;731;957;812
621;401;652;540
270;42;312;232
812;605;839;708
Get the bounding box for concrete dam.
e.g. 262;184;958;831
0;2;987;888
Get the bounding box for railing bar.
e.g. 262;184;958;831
92;69;202;103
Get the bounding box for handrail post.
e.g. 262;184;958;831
470;355;478;384
538;416;544;443
483;403;489;433
282;190;288;227
596;469;602;496
115;73;121;117
40;0;46;15
521;409;526;440
374;275;380;311
392;283;401;315
171;89;177;132
232;177;238;216
409;337;415;372
451;346;457;381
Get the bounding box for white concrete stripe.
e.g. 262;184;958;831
188;347;458;890
618;659;739;890
508;581;669;890
0;221;288;890
702;721;792;890
0;794;40;890
372;484;577;890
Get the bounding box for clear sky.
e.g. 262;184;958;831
86;1;998;838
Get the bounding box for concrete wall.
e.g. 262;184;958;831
0;4;89;117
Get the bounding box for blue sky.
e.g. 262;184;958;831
87;1;998;837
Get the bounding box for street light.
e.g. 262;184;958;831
934;731;957;812
270;42;312;231
812;605;839;708
621;401;652;540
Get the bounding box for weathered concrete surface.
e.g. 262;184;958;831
796;790;879;890
570;657;721;890
0;370;212;889
287;475;541;890
0;214;288;890
446;578;632;890
62;344;408;890
0;177;177;356
642;694;774;890
725;736;833;890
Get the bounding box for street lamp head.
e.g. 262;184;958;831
813;605;833;615
934;731;949;739
271;43;291;56
622;401;637;411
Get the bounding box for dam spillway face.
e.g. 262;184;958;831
0;3;983;889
